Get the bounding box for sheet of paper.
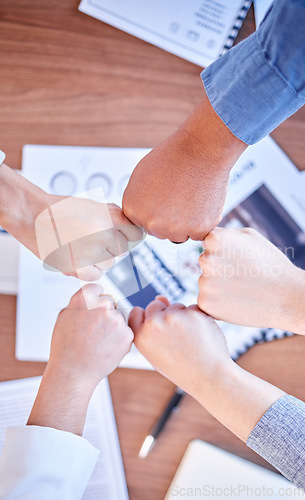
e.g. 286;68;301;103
15;139;305;366
254;0;273;27
165;440;301;499
0;231;19;295
78;0;251;68
0;376;128;500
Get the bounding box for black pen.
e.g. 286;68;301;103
138;387;185;458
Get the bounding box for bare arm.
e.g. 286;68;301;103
129;299;284;442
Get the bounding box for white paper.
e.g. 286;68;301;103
165;440;302;499
254;0;273;27
0;376;128;500
0;231;19;295
78;0;250;68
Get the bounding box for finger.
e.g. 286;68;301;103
187;304;202;312
204;227;224;250
121;198;144;229
70;239;115;271
76;265;103;282
68;283;104;309
110;204;144;242
166;303;186;312
95;255;116;272
167;231;189;243
146;227;167;239
128;307;145;333
81;284;117;311
117;224;144;243
144;298;169;319
155;295;171;307
106;230;129;256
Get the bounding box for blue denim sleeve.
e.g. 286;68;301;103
247;395;305;490
201;0;305;145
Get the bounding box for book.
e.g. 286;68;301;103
78;0;252;68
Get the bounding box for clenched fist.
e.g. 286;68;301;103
123;90;247;242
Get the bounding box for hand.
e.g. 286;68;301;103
198;227;305;334
123;91;247;242
35;196;144;281
129;297;231;399
129;296;284;442
47;284;134;387
0;164;143;281
28;284;134;435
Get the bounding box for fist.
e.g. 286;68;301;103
48;284;134;388
129;297;230;399
198;227;299;330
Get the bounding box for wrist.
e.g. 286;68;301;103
191;357;235;403
28;365;95;435
0;163;50;254
179;90;247;174
195;359;284;442
43;363;97;399
279;265;305;335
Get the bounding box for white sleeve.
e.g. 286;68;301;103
0;426;99;500
0;151;5;166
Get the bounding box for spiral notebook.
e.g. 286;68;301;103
78;0;252;68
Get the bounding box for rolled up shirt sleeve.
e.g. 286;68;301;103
201;0;305;145
0;426;99;500
247;395;305;490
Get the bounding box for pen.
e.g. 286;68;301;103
138;387;185;459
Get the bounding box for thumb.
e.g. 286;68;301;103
128;307;145;334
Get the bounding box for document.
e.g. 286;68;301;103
78;0;252;67
0;377;128;500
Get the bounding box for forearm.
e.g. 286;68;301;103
193;360;285;442
178;89;247;172
0;163;48;254
27;366;95;436
277;265;305;335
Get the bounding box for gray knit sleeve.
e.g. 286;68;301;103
247;395;305;489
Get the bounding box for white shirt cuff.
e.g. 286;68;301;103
0;150;5;166
0;426;99;500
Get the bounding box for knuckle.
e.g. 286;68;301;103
241;227;257;236
164;311;176;326
110;313;125;328
146;217;163;235
57;307;66;318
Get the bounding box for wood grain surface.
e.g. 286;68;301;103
1;3;305;499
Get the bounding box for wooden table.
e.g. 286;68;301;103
1;3;305;499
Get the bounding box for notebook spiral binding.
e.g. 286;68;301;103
220;0;252;56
